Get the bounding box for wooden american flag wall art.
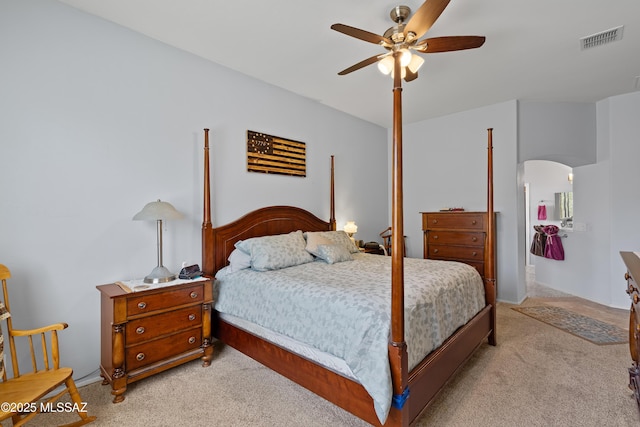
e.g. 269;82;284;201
247;130;306;177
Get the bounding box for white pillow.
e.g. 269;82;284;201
227;248;252;273
234;230;314;271
316;244;353;264
305;233;334;257
305;231;359;254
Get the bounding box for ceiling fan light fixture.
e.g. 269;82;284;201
399;48;412;67
407;54;425;73
377;56;394;75
391;66;407;80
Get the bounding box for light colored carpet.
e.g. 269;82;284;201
11;301;639;427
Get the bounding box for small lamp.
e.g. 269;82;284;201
133;199;184;284
343;221;358;242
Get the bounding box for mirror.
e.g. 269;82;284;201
554;191;573;222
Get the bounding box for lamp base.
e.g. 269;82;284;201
143;265;176;284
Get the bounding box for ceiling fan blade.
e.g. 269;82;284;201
404;69;418;82
331;23;391;45
337;54;382;75
404;0;451;40
415;36;486;53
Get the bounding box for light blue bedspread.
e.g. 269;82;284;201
215;253;485;424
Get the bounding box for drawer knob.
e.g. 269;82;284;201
188;314;196;321
188;336;196;344
136;326;145;335
433;249;439;254
432;220;438;224
136;353;145;361
472;236;478;242
137;302;147;309
190;292;198;299
433;235;439;240
471;220;477;225
472;251;478;257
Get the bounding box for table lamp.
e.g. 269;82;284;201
133;199;184;284
343;221;358;243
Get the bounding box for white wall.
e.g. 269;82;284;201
609;91;640;308
400;101;522;303
0;0;388;381
518;101;597;167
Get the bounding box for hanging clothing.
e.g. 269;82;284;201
543;225;565;261
530;225;547;257
537;204;547;220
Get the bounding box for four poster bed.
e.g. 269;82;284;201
201;128;497;426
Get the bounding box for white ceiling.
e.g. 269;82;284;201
57;0;640;128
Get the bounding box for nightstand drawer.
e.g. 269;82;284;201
126;328;202;371
427;231;484;247
423;213;485;230
127;284;204;316
125;306;202;345
429;245;484;261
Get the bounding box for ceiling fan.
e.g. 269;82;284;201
331;0;485;82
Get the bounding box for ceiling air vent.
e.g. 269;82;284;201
580;25;624;50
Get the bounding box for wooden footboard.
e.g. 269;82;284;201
214;304;492;426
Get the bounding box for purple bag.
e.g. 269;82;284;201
542;225;564;261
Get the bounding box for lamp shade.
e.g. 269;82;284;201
133;199;184;221
343;221;358;235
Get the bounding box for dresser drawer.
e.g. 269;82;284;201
427;230;484;247
423;213;485;231
429;245;484;262
127;284;204;316
126;328;202;371
125;305;202;345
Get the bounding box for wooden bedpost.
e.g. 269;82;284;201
486;128;497;345
388;51;409;426
202;128;214;275
330;155;336;231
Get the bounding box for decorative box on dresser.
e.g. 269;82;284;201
421;211;496;280
96;278;213;403
621;251;640;411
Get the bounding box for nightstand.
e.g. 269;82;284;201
96;277;213;403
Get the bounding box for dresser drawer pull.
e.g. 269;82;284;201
188;314;196;321
471;220;477;225
190;292;198;299
432;219;438;224
433;249;439;254
137;302;147;309
136;353;145;361
472;236;478;242
472;251;478;257
433;235;438;240
136;327;145;335
188;336;196;344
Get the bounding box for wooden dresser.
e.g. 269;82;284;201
97;278;213;403
421;211;495;279
621;251;640;411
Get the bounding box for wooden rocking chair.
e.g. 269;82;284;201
379;227;406;256
0;264;96;426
